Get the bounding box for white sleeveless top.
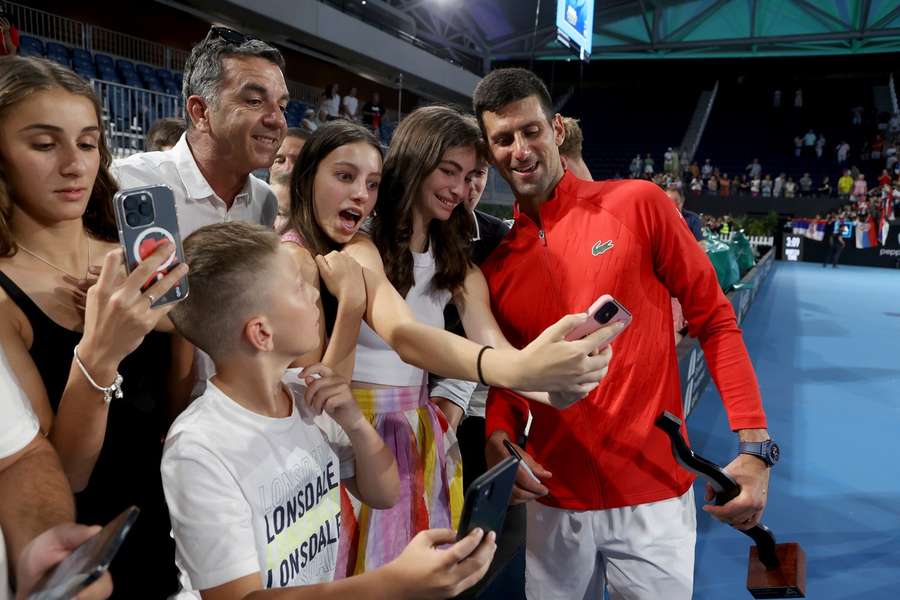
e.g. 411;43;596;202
352;248;452;386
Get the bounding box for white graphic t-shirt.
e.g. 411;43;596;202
161;373;354;593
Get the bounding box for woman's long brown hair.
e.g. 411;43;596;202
372;105;478;297
0;56;118;256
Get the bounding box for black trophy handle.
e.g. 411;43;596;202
656;411;780;570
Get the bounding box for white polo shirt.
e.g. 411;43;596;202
111;133;278;238
112;133;278;398
1;346;41;600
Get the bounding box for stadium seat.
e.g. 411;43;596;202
45;42;71;67
72;48;93;64
73;63;98;81
19;36;45;58
94;53;115;70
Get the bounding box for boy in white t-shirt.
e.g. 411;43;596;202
163;222;496;600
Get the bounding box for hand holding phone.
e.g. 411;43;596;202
26;507;138;600
564;294;632;344
113;185;188;307
456;457;518;541
502;439;542;485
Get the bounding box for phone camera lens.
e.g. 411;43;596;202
123;196;139;210
138;201;154;218
125;212;142;227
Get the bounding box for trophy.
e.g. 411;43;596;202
656;412;806;598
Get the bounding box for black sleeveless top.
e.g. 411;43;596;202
0;271;179;599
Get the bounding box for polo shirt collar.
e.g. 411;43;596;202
171;133;253;205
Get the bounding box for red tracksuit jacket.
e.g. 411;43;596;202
481;172;767;510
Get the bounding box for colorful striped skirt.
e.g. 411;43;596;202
335;384;463;576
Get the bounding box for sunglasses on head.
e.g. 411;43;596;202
207;26;256;45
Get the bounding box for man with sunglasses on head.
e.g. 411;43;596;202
112;26;284;239
112;26;287;402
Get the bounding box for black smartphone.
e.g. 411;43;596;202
456;456;518;541
27;506;140;600
112;185;188;307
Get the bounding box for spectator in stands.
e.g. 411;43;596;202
0;56;188;598
701;158;713;181
112;27;282;238
558;116;592;180
689;174;703;195
761;174;773;197
878;169;892;188
799;172;813;196
739;174;752;195
643;153;655;177
818;176;832;196
473;67;772;600
689;160;700;180
794;88;803;108
707;174;719;195
746;158;762;179
838;169;854;197
162;221;496;599
664;147;673;173
836;140;850;165
793;136;803;158
300;107;318;132
719;173;730;197
342;86;360;121
772;89;781;108
0;6;19;56
270;127;309;180
1;347;113;600
802;129;817;157
319;82;342;121
773;172;785;197
853;174;868;203
145;116;186;151
851;105;864;125
749;175;761;197
784;176;797;198
815;133;826;159
361;91;384;137
629;154;642;179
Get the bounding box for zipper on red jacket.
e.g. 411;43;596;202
533;222;605;507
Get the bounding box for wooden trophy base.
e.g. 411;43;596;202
747;542;807;598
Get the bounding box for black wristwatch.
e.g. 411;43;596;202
738;440;780;467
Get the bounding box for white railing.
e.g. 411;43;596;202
890;73;899;116
2;0;85;47
2;0;187;70
90;25;189;72
92;79;183;159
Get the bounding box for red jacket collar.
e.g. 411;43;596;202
512;170;579;230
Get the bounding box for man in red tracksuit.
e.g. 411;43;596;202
473;69;775;599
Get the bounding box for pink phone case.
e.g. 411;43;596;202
564;294;633;343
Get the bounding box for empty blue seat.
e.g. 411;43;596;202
95;53;114;69
74;63;98;80
155;67;173;81
72;48;92;64
19;36;44;57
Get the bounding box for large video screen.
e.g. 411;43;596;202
556;0;594;60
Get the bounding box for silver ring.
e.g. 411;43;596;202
147;294;157;306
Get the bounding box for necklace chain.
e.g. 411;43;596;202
18;237;93;279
